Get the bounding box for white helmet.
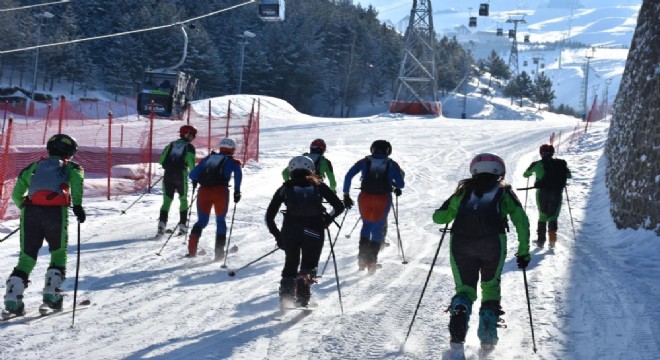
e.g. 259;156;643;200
218;138;236;154
288;155;315;173
469;153;506;176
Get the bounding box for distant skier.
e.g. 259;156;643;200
157;125;197;236
432;153;530;350
266;156;344;308
187;138;243;259
281;138;337;192
523;144;572;248
3;134;85;318
342;140;405;273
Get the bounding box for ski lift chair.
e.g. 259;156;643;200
523;60;528;66
469;17;477;27
508;29;515;38
258;0;285;21
524;35;530;43
496;28;503;36
479;3;489;16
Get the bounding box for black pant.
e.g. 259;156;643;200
280;215;325;278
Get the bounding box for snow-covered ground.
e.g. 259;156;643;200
0;94;658;360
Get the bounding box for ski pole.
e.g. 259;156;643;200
523;178;530;211
227;248;278;277
345;217;361;238
182;188;198;244
71;221;82;327
155;225;179;256
326;227;344;315
221;203;238;269
120;175;163;215
320;210;348;277
391;196;408;265
404;223;449;345
0;227;19;243
522;267;538;353
565;187;577;240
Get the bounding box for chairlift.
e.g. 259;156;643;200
524;34;530;43
508;29;515;38
496;28;503;36
540;63;545;69
533;58;539;64
258;0;285;22
479;3;489;16
523;60;528;66
137;25;198;118
469;16;477;27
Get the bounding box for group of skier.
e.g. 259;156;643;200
1;128;573;352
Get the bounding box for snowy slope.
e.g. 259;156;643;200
1;94;658;360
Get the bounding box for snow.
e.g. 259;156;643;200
1;92;658;359
1;1;658;359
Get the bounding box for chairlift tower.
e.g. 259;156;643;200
579;48;595;120
390;0;440;115
506;16;526;76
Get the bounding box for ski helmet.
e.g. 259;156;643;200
310;138;327;154
370;140;392;155
218;138;237;155
179;125;197;138
539;144;555;158
469;153;506;177
288;155;315;174
46;134;78;157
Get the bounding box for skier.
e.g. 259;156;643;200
266;156;344;308
523;144;572;248
157;125;197;236
187;138;242;259
342;140;404;273
432;153;530;350
281;138;337;192
3;134;85;318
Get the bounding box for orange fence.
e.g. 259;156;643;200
0;97;260;220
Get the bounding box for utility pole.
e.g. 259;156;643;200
507;15;526;76
580;48;595;120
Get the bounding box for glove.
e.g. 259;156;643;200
516;253;531;269
73;205;86;223
343;193;354;210
192;180;198;191
234;191;241;203
274;233;284;250
393;188;402;197
324;213;334;228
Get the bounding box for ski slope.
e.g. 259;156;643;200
1;95;658;360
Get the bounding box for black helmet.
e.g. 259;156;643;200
539;144;555;158
47;134;78;157
370;140;392;155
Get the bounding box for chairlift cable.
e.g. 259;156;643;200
0;0;71;12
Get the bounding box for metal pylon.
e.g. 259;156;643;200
391;0;438;114
507;16;526;76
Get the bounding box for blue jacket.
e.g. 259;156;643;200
189;153;242;192
342;154;404;194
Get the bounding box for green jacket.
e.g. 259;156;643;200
282;155;337;192
433;185;530;256
12;157;84;208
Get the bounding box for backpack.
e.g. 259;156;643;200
162;141;191;171
27;159;71;206
361;156;392;194
197;154;229;187
536;159;568;191
283;184;323;217
451;185;506;238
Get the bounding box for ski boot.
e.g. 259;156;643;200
295;269;317;307
478;301;504;347
3;272;27;318
157;221;167;236
176;223;188;237
548;231;557;248
185;233;199;257
214;234;226;261
366;241;381;275
535;222;546;248
42;267;65;311
448;294;472;344
357;237;369;270
279;277;296;310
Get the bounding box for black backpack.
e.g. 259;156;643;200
162;141;192;171
283;184;322;217
361;156;392;194
197;154;229;187
452;186;506;238
537;159;568;191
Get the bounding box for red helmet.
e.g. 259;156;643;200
310;138;326;154
179;125;197;138
539;144;555;158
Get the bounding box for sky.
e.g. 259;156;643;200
1;1;658;359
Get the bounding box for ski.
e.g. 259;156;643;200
444;343;466;360
28;299;92;325
273;302;317;321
